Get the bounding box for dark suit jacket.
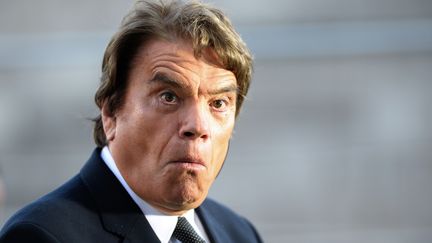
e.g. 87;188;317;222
0;148;263;243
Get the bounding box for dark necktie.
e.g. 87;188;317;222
172;217;206;243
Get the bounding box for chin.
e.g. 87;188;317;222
159;172;212;213
169;183;207;210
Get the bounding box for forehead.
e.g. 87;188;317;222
138;38;222;63
131;38;236;84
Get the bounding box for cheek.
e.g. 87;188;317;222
210;122;234;169
133;116;176;149
117;106;175;155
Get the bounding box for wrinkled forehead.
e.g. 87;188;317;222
132;37;229;74
131;38;236;84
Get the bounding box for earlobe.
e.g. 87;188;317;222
101;103;116;141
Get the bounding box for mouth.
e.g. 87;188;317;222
169;156;206;170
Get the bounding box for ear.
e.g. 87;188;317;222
101;102;117;142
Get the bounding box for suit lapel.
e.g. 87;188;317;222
80;148;160;243
196;201;228;243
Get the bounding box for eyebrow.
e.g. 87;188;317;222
207;83;238;95
149;72;184;89
149;72;238;95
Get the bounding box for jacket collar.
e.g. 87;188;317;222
196;201;226;243
79;148;160;243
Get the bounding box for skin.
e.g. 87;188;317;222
101;38;237;215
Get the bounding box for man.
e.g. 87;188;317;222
0;0;262;242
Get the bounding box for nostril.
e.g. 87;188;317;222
183;131;194;137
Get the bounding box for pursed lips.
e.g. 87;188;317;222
170;156;207;169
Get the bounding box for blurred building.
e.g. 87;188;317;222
1;0;432;242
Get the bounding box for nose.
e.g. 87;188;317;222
179;101;210;140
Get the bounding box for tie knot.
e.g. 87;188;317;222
172;217;206;243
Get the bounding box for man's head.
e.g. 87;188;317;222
93;0;252;215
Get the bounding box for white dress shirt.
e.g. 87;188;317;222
101;146;210;243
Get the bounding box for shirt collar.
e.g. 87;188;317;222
100;146;200;243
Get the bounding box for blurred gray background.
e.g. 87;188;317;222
1;0;432;242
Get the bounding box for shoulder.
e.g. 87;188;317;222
0;221;60;243
198;198;263;243
0;175;99;242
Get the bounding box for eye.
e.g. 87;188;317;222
210;99;228;111
160;91;178;104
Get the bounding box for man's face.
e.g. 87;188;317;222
102;39;237;215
